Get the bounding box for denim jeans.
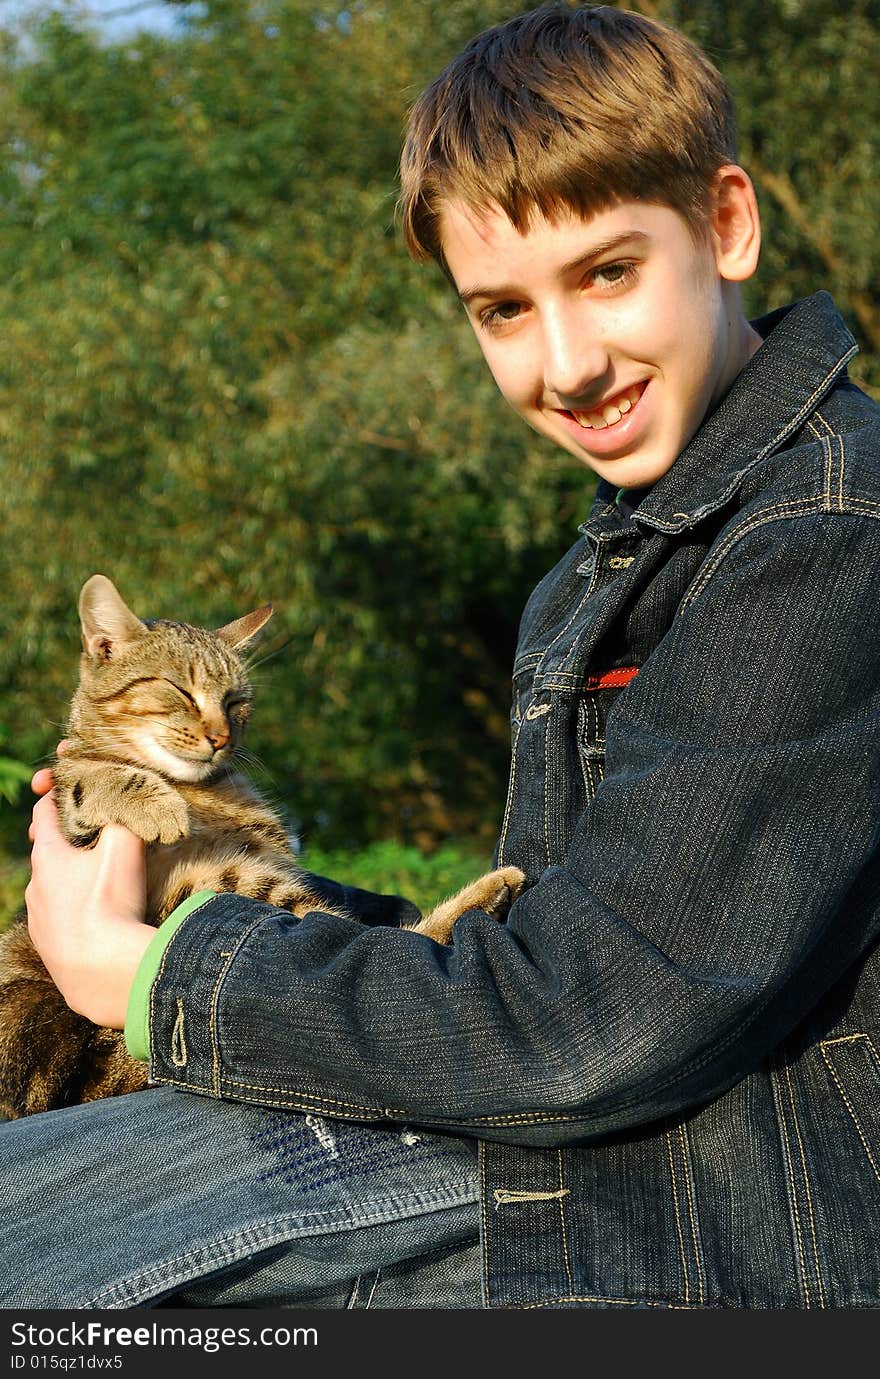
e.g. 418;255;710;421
0;1087;481;1308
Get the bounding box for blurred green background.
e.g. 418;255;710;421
1;0;877;921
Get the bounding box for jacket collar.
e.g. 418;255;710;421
591;292;858;535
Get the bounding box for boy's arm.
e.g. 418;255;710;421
122;878;421;1059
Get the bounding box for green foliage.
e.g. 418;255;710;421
668;0;880;394
0;0;876;856
0;754;32;807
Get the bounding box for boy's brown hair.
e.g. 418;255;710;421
398;3;737;268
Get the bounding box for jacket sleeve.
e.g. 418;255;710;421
145;509;880;1146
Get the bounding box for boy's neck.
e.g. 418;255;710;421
712;287;765;411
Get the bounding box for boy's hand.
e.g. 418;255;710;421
26;768;152;1031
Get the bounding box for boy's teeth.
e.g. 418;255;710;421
573;384;642;429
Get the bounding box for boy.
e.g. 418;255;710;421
8;4;880;1308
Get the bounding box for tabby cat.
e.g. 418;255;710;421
0;575;525;1119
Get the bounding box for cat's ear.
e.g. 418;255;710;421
214;604;274;650
79;574;146;661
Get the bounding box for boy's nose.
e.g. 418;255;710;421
542;305;610;403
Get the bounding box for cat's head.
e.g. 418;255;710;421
72;574;273;783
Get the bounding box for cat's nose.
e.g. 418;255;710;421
206;730;230;752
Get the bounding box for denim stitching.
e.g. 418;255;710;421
148;892;216;1073
543;711;552;868
479;1143;491;1307
363;1269;381;1309
678;1123;706;1306
90;1183;479;1307
150;1074;404;1118
665;1131;690;1304
171;999;187;1068
493;1189;569;1205
207;916;279;1097
682;474;880;616
577;697;605;801
557;541;640;674
837;433;846;512
576;698;590;798
782;1062;826;1307
679;496;824;613
640;343;858;534
537;575;597;672
821;433;845;515
836;498;880;515
514;1295;709;1309
822;436;834;513
770;1062;812;1307
819;1035;880;1184
193;963;851;1126
556;1149;575;1296
208;1088;571;1122
513;653;543;674
496;716;523;866
526;702;552;720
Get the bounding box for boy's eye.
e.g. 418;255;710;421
480;300;523;331
590;261;638;290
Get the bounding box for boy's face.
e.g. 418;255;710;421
439;196;759;491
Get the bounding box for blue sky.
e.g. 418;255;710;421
0;1;188;40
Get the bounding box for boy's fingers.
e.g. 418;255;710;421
31;767;56;797
96;823;147;865
31;744;72;799
31;741;71;797
28;789;60;843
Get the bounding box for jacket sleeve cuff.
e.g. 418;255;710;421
124;890;217;1060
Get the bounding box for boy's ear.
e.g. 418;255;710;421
709;165;761;284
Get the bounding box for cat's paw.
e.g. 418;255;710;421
462;866;527;919
409;865;527;944
131;787;190;845
59;771;190;846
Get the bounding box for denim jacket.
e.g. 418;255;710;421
148;293;880;1307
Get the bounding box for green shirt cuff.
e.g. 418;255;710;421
124;890;217;1061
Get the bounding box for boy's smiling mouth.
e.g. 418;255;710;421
566;381;648;430
555;378;652;461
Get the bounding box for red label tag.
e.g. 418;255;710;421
584;666;639;691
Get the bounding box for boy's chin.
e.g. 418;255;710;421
559;438;679;491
